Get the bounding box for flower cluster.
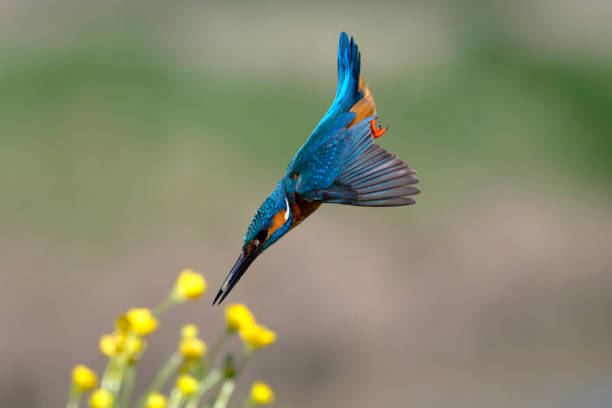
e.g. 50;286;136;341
225;304;276;351
67;268;276;408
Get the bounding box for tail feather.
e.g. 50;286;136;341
334;32;363;112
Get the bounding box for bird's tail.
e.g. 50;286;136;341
333;32;363;112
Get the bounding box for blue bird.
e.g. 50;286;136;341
213;32;419;304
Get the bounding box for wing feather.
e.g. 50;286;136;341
298;118;420;207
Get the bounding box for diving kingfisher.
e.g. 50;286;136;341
213;32;419;304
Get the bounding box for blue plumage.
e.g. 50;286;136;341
213;32;420;304
287;32;363;177
243;181;290;251
335;32;363;111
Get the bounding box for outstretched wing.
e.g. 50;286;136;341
287;32;376;178
297;118;420;207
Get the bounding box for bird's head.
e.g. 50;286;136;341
213;182;292;304
243;183;293;253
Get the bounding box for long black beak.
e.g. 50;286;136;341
213;251;257;305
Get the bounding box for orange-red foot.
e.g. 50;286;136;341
370;119;388;139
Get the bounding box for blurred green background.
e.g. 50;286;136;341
2;0;612;407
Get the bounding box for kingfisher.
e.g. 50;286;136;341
213;32;419;304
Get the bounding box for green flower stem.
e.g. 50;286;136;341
194;360;206;381
210;348;253;408
185;370;222;408
118;365;135;408
101;358;123;395
152;293;179;317
102;333;139;400
206;331;233;367
101;357;118;390
211;379;236;408
166;387;184;408
135;351;182;408
66;386;81;408
237;347;254;373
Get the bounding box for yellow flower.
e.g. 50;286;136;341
179;337;207;360
72;364;98;392
250;381;275;405
145;392;167;408
116;331;129;349
176;374;198;396
181;324;199;339
239;324;276;349
99;334;118;357
125;336;144;353
126;308;158;336
226;304;255;332
174;269;207;300
89;388;113;408
125;335;146;362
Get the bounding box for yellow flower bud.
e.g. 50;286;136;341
181;324;199;339
225;304;255;332
176;375;198;396
250;381;275;405
145;392;167;408
115;315;130;333
174;269;207;300
88;388;113;408
125;336;145;353
125;336;146;363
99;334;117;357
239;324;276;349
126;308;158;336
72;364;98;392
179;337;207;361
110;332;130;359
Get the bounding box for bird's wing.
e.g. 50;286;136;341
287;32;377;178
287;32;419;206
296;117;419;206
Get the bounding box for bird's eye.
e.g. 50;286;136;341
255;229;268;245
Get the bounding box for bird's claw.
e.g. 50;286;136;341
370;118;388;139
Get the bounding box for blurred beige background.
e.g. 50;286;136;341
1;0;612;407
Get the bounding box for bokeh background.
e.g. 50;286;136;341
2;0;612;407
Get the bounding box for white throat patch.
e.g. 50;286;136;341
284;196;290;222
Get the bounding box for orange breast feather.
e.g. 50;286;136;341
266;209;287;239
